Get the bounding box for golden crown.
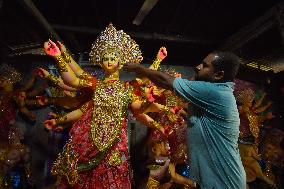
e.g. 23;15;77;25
89;23;143;66
0;64;22;84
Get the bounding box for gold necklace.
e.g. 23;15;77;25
91;80;132;151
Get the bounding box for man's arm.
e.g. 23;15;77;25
124;63;174;90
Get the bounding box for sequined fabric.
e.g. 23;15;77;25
89;24;143;66
0;93;17;143
53;81;132;189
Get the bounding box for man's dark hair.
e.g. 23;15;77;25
211;51;240;82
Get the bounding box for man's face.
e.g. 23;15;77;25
195;53;216;81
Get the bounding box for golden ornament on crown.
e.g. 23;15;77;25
89;23;143;68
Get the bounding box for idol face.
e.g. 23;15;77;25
101;49;120;73
152;141;171;157
0;77;12;89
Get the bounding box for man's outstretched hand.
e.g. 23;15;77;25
124;62;144;73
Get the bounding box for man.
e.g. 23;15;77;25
124;51;246;189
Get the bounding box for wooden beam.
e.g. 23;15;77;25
52;24;218;45
16;0;63;42
0;0;3;11
276;2;284;45
219;5;278;51
132;0;159;25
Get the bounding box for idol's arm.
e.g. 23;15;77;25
44;101;90;130
168;163;196;187
253;93;266;109
20;72;36;91
133;112;165;134
254;102;272;114
57;41;92;79
44;109;82;130
41;96;87;110
13;93;36;121
44;39;94;88
36;67;77;90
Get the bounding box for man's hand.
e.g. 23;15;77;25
44;39;61;57
124;62;144;73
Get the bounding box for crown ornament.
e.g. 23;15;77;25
89;23;143;67
0;64;22;84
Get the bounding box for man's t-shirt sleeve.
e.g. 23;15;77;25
173;77;212;110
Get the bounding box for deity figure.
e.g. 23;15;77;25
236;88;273;143
239;142;275;187
0;64;36;132
0;64;36;188
236;88;278;188
145;130;196;189
42;24;173;188
0;127;32;188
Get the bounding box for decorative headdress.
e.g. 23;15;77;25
0;64;22;84
89;23;143;67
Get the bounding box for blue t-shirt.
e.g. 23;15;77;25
173;78;246;189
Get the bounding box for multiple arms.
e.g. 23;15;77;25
57;41;87;77
44;39;95;88
35;67;78;91
44;108;83;130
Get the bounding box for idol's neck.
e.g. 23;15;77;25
103;70;120;83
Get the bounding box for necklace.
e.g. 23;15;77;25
91;80;132;151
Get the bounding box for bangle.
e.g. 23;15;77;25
149;58;162;70
79;102;89;113
163;105;178;122
54;55;68;72
146;176;160;188
62;51;71;63
78;71;92;79
150;120;163;130
46;74;60;85
78;78;91;88
55;115;68;125
139;99;151;112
